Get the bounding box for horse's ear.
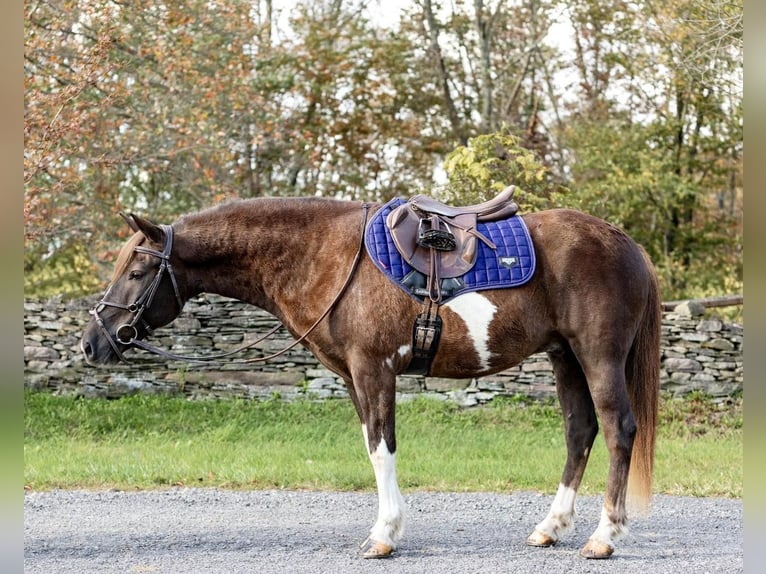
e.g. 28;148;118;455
119;211;140;233
128;213;165;245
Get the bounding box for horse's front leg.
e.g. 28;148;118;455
361;421;405;558
346;367;405;558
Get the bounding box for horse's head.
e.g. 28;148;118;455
81;213;186;365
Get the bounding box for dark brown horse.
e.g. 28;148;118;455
81;195;661;560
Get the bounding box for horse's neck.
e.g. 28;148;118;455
180;200;363;328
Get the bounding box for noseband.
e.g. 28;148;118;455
90;224;183;362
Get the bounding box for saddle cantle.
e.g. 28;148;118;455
386;185;519;289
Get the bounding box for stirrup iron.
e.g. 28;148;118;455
417;218;456;251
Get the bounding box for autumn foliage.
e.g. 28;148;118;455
24;0;742;300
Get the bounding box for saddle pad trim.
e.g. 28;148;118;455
365;198;536;303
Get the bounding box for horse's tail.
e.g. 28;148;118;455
625;246;662;516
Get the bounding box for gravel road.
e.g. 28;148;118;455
24;488;742;573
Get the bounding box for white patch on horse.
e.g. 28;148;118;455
533;483;577;542
588;506;628;549
384;346;412;370
362;424;406;548
444;292;497;370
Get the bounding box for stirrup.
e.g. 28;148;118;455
417;218;456;251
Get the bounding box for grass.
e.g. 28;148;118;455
23;391;742;497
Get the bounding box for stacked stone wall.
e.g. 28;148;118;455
24;295;743;406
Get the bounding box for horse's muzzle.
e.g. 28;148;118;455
80;331;122;366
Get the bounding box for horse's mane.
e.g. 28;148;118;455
175;196;356;231
110;231;145;283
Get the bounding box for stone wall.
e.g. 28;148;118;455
24;295;743;406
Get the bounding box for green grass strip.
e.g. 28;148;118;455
24;391;742;497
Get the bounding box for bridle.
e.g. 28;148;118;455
90;224;184;363
89;204;371;364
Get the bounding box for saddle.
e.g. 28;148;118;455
384;185;519;376
387;185;518;298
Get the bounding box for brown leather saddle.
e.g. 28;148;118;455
386;185;518;300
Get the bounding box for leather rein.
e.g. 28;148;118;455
90;203;371;364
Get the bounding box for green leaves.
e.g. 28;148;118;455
442;129;552;211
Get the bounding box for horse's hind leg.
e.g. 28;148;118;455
527;346;598;548
345;368;405;559
577;361;637;559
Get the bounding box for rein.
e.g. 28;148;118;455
92;203;371;365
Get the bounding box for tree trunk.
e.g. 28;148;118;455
423;0;466;145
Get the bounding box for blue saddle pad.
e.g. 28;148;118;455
365;197;536;303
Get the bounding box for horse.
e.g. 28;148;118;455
80;194;661;560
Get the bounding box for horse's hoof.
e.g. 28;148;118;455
526;529;557;547
359;538;395;559
579;539;614;559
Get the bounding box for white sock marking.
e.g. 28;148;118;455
535;483;577;541
589;505;627;548
361;425;405;547
444;292;497;370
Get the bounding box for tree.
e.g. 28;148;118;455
261;0;444;201
441;127;551;211
551;0;742;297
402;0;562;159
25;0;266;294
24;0;439;294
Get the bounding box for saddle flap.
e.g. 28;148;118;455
387;204;421;262
387;205;478;278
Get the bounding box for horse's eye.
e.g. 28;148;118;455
128;270;145;280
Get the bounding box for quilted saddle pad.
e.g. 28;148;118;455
364;197;536;303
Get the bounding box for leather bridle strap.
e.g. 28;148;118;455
91;224;281;363
129;323;283;363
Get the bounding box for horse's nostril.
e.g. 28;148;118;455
82;340;93;358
